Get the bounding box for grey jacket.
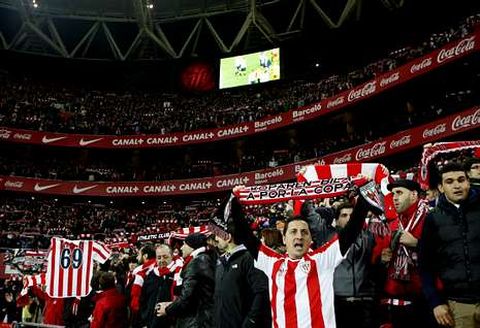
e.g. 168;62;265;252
334;230;376;297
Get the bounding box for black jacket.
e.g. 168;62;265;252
140;270;174;328
214;246;270;328
166;250;215;328
419;190;480;308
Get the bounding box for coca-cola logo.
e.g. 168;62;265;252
333;153;352;164
389;135;411;149
4;180;23;188
422;123;447;139
437;36;475;63
355;142;386;161
451;108;480;131
0;129;12;139
380;72;400;87
348;81;377;102
327;96;345;109
410;58;432;73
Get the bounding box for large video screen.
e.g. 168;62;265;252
219;48;280;89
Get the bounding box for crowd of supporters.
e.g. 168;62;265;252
0;11;479;328
0;150;478;328
0;14;478;136
0;81;478;182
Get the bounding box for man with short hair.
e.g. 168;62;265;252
156;233;215;328
210;197;270;328
419;162;480;328
230;183;379;328
130;244;157;318
380;179;432;328
333;202;378;328
91;271;128;328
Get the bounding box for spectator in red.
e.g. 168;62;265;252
90;271;128;328
30;285;64;326
379;179;435;327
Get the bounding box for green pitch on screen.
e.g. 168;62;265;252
219;48;280;89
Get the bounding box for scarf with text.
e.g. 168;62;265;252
234;177;367;205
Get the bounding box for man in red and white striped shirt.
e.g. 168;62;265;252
46;237;111;298
229;184;378;328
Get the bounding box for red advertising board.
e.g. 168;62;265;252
1;106;478;196
0;33;477;149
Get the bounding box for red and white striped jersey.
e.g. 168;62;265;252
46;237;111;298
255;237;344;328
20;273;46;297
168;225;211;241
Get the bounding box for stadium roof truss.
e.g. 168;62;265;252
0;0;390;60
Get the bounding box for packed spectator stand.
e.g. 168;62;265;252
0;14;478;136
0;10;480;328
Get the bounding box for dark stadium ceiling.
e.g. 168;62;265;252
0;0;460;61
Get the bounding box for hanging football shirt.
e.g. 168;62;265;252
46;237;111;298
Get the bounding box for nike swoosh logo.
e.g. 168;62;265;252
72;185;98;194
79;138;103;146
42;136;67;144
34;183;61;192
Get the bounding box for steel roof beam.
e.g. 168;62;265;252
204;17;228;53
308;0;359;28
177;18;202;58
69;21;99;57
0;32;6;48
101;22;123;60
123;29;144;59
47;17;68;57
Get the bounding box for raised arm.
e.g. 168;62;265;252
337;193;373;255
301;201;335;248
227;193;261;259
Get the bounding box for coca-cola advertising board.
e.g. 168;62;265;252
0;32;478;149
1;106;478;197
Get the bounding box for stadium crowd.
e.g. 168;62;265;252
0;10;479;328
0;14;478;136
0;151;479;328
0;83;478;182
